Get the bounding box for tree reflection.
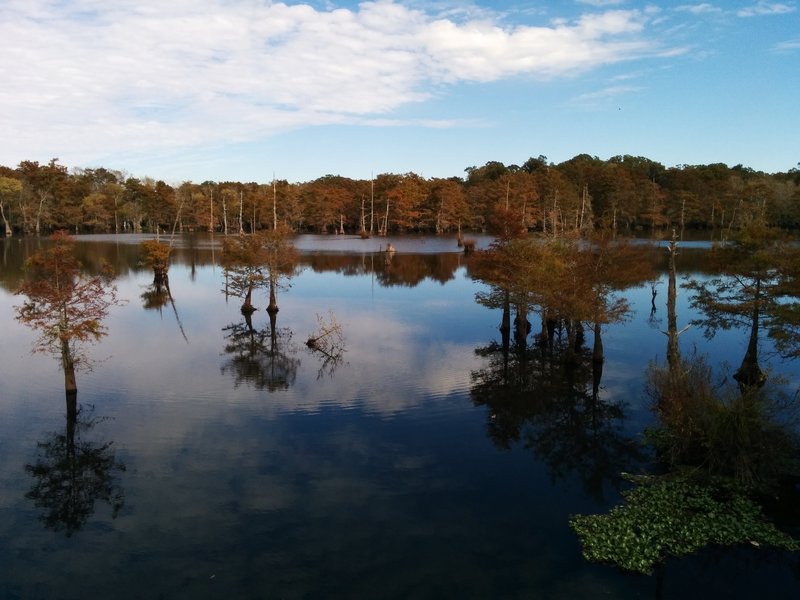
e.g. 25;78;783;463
571;233;800;576
221;310;300;391
649;234;800;489
469;233;652;498
25;393;125;536
140;273;188;342
303;252;464;287
471;322;639;501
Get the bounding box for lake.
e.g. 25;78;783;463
0;233;798;599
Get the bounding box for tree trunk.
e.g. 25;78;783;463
241;283;255;315
208;188;214;233
239;191;244;235
666;237;680;369
267;276;279;314
369;178;374;235
35;192;47;235
536;312;548;348
61;341;77;395
19;197;30;235
734;278;765;388
0;202;11;236
273;179;278;230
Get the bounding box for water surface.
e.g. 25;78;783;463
0;234;798;599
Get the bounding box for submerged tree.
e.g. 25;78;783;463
262;224;299;314
221;227;298;315
15;231;122;396
221;233;268;314
16;232;126;534
471;232;652;368
685;220;799;387
139;238;187;340
649;228;798;488
139;239;172;287
647;352;799;488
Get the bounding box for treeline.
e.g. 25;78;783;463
1;155;799;237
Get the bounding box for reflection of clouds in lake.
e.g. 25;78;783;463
287;294;483;417
42;262;491;477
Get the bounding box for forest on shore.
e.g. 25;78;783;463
1;155;799;237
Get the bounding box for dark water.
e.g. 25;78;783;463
0;234;798;599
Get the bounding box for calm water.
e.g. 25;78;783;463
0;234;798;599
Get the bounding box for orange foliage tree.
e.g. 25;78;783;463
15;231;122;395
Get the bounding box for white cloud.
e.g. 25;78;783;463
0;0;664;167
674;3;723;14
571;84;643;108
737;1;796;16
576;0;627;6
773;38;800;50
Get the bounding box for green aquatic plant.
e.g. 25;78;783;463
569;475;799;575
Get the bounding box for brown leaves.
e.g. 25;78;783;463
15;231;122;367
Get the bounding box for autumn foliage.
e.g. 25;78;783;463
15;231;121;376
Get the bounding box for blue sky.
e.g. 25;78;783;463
1;0;798;183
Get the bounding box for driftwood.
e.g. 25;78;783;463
306;312;346;379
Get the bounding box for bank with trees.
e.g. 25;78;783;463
1;155;798;237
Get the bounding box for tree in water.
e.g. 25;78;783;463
571;234;800;575
471;232;652;369
221;233;268;314
649;229;797;488
138;238;188;341
15;231;122;397
15;231;126;535
685;220;798;388
221;227;298;315
139;239;172;288
262;224;299;314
